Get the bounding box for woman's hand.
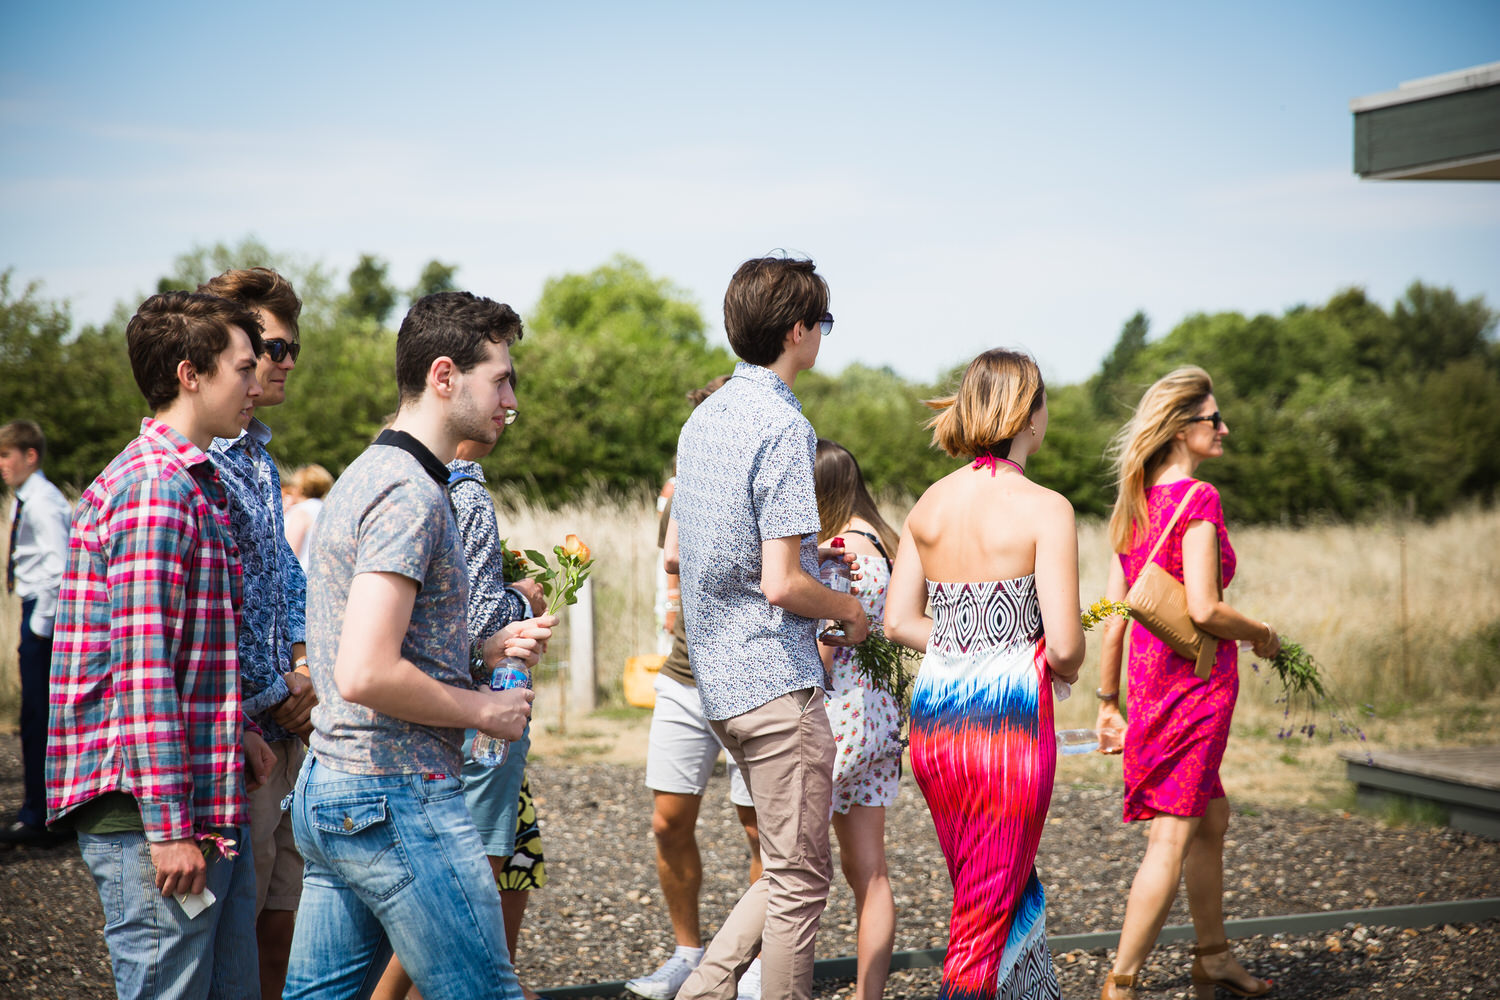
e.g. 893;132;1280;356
1250;621;1281;660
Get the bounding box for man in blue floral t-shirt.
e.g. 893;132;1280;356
672;256;868;1000
203;267;312;1000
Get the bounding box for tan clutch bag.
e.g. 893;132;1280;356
1125;482;1219;679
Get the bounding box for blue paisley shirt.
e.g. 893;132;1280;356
446;459;530;666
673;362;824;720
209;419;307;741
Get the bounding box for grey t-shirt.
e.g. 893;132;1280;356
306;442;472;774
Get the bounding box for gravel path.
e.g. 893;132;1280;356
2;735;1496;998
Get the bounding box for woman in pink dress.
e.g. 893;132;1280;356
1093;367;1280;1000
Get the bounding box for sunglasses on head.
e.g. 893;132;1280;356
1186;411;1222;430
263;339;301;363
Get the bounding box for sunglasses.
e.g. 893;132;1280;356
1186;411;1223;430
262;339;301;364
503;409;518;426
818;312;834;336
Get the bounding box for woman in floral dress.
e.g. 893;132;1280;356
814;439;901;1000
1094;366;1280;1000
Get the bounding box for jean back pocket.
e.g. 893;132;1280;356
309;795;413;900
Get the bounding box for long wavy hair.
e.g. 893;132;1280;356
813;439;899;557
1106;366;1214;553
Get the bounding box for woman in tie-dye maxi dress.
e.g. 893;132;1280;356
886;348;1085;1000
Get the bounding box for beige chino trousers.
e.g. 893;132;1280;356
677;688;836;1000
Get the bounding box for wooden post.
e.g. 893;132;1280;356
570;577;596;714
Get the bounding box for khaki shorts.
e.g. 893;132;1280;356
249;738;305;914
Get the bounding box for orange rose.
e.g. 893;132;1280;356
563;534;590;562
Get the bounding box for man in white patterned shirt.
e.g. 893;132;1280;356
672;256;867;1000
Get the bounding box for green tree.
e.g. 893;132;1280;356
341;254;397;325
410;260;459;301
1090;310;1150;416
498;255;733;497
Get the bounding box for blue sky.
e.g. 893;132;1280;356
3;1;1497;384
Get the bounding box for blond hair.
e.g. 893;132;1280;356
925;348;1045;459
1106;366;1214;552
290;463;334;500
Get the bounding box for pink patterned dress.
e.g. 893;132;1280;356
825;553;901;813
1120;479;1238;822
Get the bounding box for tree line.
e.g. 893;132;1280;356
2;238;1496;525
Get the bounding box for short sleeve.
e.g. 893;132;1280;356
752;423;820;542
1186;482;1225;529
354;479;440;586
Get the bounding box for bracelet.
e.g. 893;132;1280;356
1261;622;1274;645
292;656;308;670
1095;688;1119;702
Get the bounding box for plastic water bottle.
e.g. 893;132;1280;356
1055;728;1101;755
818;549;850;641
471;657;531;768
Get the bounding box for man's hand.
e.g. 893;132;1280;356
476;686;535;742
271;668;317;739
483;615;558;670
243;730;275;793
150;839;207;898
821;608;870;647
510;578;546;616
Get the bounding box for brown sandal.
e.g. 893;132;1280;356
1191;942;1273;998
1100;972;1138;1000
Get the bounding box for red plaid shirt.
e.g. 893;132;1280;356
47;419;248;841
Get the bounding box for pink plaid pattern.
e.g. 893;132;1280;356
47;418;247;842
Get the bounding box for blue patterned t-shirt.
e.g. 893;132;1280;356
673;362;824;720
209;419;307;741
306;435;473;774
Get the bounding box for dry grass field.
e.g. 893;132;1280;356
4;496;1496;814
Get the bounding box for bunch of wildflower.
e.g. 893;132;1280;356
1251;638;1372;761
524;534;594;615
1080;598;1132;631
498;540;532;585
851;622;918;745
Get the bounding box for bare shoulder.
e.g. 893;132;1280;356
1020;480;1076;523
840;517;884;558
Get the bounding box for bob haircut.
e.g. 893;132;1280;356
924;348;1045;459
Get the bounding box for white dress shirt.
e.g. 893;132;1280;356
9;469;72;637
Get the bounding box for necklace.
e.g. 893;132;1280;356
972;453;1025;477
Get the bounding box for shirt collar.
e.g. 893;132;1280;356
213;417;272;454
731;361;803;413
139;417;213;471
374;429;450;486
14;469;52;503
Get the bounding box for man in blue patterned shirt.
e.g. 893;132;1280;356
202;267;314;1000
672;256;868;1000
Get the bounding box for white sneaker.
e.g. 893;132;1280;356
736;958;762;1000
625;953;700;1000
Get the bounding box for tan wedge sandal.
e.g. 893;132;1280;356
1191;942;1273;998
1099;972;1138;1000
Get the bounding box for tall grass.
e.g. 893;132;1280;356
6;498;1496;739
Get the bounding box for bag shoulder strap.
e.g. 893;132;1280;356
843;528;892;569
1142;481;1204;567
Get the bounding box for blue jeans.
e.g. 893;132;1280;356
461;727;529;858
78;826;258;1000
283;757;523;1000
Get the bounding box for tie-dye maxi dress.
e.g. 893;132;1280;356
909;577;1060;1000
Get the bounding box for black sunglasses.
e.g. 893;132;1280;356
262;339;301;364
1186;411;1222;430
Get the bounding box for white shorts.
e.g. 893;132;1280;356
645;673;753;807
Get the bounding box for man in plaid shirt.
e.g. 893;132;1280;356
46;291;276;1000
